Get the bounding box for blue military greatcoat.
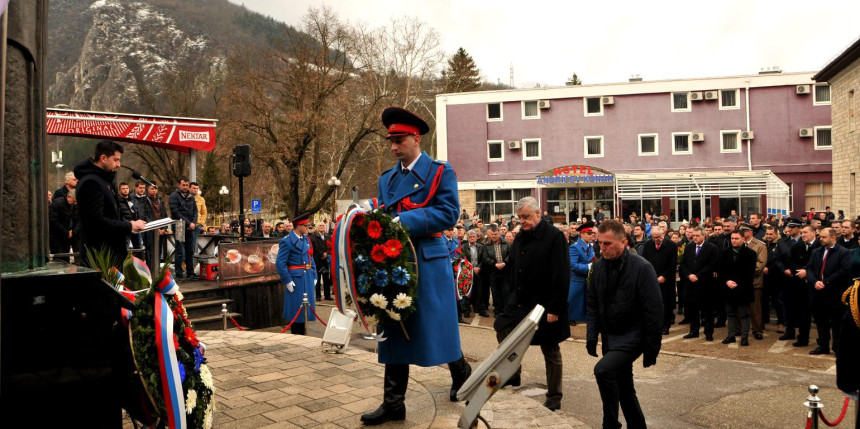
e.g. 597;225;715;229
377;151;461;367
568;239;594;321
276;231;317;321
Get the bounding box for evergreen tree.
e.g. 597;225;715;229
444;47;481;93
565;73;582;86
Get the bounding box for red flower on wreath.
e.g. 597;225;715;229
184;326;200;347
383;239;402;258
367;220;382;239
173;333;180;350
371;244;388;263
354;212;366;226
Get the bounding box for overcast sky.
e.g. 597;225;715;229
230;0;860;87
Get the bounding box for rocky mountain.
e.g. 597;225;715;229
47;0;298;114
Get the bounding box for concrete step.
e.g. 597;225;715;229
191;312;244;331
183;297;234;318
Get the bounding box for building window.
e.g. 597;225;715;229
814;126;832;150
671;92;690;112
638;133;658;156
475;188;533;222
523;138;541;160
814;84;831;105
787;183;794;213
719;89;739;110
584;136;604;158
805;182;833;210
584;97;603;116
487;140;504;161
721;130;741;153
487;103;502;121
672;132;692;155
522;101;540;119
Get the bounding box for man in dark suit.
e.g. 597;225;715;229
679;227;719;341
805;227;852;355
461;229;484;317
785;225;821;347
641;226;678;335
481;223;511;316
309;221;332;301
717;231;757;346
775;217;804;340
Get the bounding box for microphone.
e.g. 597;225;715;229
131;171;154;187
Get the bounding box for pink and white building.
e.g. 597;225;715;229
436;71;832;224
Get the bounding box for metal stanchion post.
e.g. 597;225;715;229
302;293;309;326
221;303;228;331
805;385;823;429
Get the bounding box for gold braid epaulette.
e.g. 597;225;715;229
842;278;860;329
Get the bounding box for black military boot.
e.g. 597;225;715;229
361;364;407;425
448;355;472;402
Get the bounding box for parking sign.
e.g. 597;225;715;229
251;199;261;214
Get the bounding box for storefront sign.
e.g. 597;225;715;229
536;165;614;185
218;240;281;283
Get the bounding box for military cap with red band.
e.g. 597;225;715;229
291;212;311;226
382;106;430;138
577;221;596;233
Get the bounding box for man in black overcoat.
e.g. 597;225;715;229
586;219;662;429
785;225;821;347
805;227;852;355
679;227;719;340
460;229;484;318
640;226;677;335
494;197;569;411
74;140;146;268
717;231;757;346
481;223;511;315
309;221;332;301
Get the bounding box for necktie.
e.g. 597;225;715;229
695;245;701;256
656;243;660;251
401;168;409;176
819;248;829;279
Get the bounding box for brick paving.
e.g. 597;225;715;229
186;330;586;428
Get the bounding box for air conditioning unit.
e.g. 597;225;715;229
508;140;521;149
690;91;703;101
741;130;754;140
704;90;718;100
691;132;705;142
601;96;615;105
799;128;813;138
538;100;551;109
796;85;810;94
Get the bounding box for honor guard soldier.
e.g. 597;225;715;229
568;221;596;324
361;107;472;425
276;212;317;335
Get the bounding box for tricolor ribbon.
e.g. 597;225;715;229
154;270;186;429
332;207;371;332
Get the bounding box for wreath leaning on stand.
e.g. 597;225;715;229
89;249;215;429
347;210;418;338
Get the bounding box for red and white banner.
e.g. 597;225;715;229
46;109;217;153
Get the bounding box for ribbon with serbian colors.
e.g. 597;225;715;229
332;206;371;332
154;270;186;429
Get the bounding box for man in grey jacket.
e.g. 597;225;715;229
587;219;662;429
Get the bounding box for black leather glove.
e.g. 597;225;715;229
643;353;657;368
586;341;598;357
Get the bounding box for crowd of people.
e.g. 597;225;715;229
446;204;860;357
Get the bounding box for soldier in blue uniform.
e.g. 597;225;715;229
569;221;596;324
276;212;317;335
361;107;472;425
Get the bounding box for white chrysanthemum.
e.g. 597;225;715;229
204;403;214;429
199;364;214;390
185;389;197;414
370;293;388;309
356;296;368;304
365;315;378;325
386;309;402;321
392;293;412;309
183;306;189;319
176;291;184;301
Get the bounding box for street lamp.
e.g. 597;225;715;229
219;186;230;224
51;148;63;188
327;176;341;219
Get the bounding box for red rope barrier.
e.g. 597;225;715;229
279;306;306;333
818;397;851;427
805;416;812;429
309;305;327;327
229;316;245;331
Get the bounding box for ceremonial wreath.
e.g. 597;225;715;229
88;250;214;429
332;208;418;338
